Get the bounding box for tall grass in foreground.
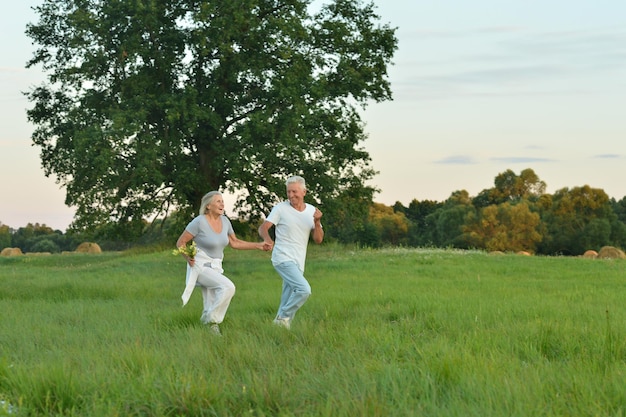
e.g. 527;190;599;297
0;245;625;416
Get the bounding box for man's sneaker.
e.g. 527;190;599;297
273;317;291;330
209;323;222;336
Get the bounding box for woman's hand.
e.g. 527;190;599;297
257;241;273;251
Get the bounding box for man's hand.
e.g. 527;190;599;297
314;208;323;222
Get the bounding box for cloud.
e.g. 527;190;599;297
435;155;476;164
435;154;555;166
0;66;31;73
593;154;622;159
491;157;554;164
402;26;524;40
390;25;626;101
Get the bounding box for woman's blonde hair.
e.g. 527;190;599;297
199;191;222;215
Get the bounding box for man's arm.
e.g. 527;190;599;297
312;208;324;244
258;221;275;246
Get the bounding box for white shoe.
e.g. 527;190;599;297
209;323;222;335
273;317;291;330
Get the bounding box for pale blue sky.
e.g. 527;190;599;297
1;0;625;231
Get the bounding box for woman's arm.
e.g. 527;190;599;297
176;230;196;265
228;233;272;251
176;230;194;248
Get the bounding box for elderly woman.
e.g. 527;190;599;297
176;191;271;335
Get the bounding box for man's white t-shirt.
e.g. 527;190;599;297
266;201;316;272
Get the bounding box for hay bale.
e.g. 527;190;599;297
597;246;625;259
1;247;23;256
517;251;531;256
582;250;598;259
75;242;102;254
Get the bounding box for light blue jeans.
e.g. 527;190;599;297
274;261;311;321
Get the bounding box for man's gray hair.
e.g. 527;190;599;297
286;175;306;191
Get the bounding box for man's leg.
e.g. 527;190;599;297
273;261;311;321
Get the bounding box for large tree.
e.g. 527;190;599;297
463;202;542;253
539;185;615;255
424;190;475;248
368;202;408;246
25;0;397;236
473;168;546;208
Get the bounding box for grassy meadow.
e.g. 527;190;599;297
0;244;625;416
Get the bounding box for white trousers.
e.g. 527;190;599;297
196;266;235;324
181;249;235;324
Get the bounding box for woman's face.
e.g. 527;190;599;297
206;195;225;215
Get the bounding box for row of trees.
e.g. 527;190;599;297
365;169;626;255
3;169;625;256
0;223;77;254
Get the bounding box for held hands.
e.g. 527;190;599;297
258;241;273;251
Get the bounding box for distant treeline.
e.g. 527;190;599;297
360;169;626;255
2;169;625;256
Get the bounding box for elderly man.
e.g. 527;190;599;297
258;176;324;329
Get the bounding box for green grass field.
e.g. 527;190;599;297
1;245;625;416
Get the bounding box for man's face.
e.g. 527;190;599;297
287;183;306;206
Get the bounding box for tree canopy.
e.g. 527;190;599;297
388;168;626;255
25;0;397;236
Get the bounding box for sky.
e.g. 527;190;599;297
1;0;625;231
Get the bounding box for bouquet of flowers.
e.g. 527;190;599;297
172;240;197;259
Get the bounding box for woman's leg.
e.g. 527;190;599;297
200;287;216;323
195;267;235;324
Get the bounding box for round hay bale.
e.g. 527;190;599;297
517;251;531;256
1;247;23;256
597;246;625;259
75;242;102;254
582;250;598;259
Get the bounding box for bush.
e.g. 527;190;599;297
31;238;61;254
